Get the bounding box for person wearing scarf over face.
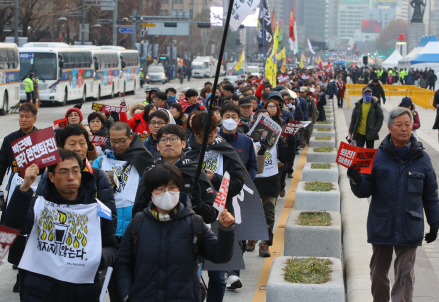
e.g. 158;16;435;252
115;164;235;302
185;112;246;302
348;86;384;149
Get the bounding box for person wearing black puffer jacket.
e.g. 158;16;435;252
3;150;118;302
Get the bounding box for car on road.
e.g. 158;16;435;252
146;64;167;84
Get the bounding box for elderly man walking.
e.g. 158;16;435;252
347;107;439;302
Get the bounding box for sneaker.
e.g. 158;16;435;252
288;172;293;178
226;275;242;290
259;242;271;257
279;188;286;198
246;240;257;252
13;274;19;293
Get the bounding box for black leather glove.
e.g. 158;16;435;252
425;227;438;243
258;138;269;155
347;165;362;185
189;184;202;209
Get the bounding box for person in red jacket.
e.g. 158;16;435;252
399;97;420;140
336;77;346;108
120;104;158;134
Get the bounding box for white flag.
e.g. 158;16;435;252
230;0;261;31
308;39;315;55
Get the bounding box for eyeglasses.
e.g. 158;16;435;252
267;105;277;109
150;121;167;126
159;137;181;144
110;139;128;146
54;169;81;177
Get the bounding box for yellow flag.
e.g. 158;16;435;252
235;48;245;71
265;52;277;86
299;51;305;68
276;48;286;73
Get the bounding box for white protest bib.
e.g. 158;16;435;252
19;196;102;284
203;150;224;176
255;143;279;178
101;157;139;209
6;173;40;206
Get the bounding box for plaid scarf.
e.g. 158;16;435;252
148;201;180;222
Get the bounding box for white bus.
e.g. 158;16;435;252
19;42;94;105
0;43;20;115
101;46;140;95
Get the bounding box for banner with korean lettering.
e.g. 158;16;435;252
213;171;230;214
247;114;282;150
336;141;378;174
0;225;20;262
89;135;108;147
230;0;261;31
53;118;68;129
92;102;128;114
282;121;302;137
18;197;102;284
11;127;61;176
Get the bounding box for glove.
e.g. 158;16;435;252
258;138;269;155
425;227;438;243
347;164;362;185
120;95;127;107
189;184;202;209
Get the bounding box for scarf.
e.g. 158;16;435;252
240;116;253;128
148;201;180;222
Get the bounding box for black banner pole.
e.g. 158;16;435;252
193;0;235;184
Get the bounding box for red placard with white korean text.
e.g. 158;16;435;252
11;127;61;176
89;135;108;146
336;141;378;174
92;102;128;114
213;171;230;214
0;225;20;262
53;118;68;129
282;121;302;137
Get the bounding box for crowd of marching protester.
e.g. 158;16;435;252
0;63;438;302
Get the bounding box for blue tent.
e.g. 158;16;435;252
411;42;439;65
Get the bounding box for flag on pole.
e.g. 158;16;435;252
272;24;279;56
270;9;278;33
235;48;245;71
308;39;315;55
277;48;286;73
257;0;273;46
353;43;360;56
317;54;323;70
299;51;305;68
293;20;299;54
265;51;277;85
288;7;296;51
230;0;261;31
278;21;283;49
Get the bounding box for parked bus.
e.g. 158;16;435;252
101;46;140;94
19;42;94;105
0;43;20;115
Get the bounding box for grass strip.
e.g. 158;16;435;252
314;147;333;152
311;163;331;169
284;257;333;284
297;211;332;226
304;181;334;191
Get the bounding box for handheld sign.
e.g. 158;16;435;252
336;141;378;174
92;102;128;114
0;225;20;263
89;135;108;146
53;118;68;129
213;171;230;214
301;121;311;128
96;199;112;220
247;114;282;150
11;127;61;176
277;74;290;85
282;121;302;137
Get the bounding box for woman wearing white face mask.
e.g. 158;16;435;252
115;163;236;302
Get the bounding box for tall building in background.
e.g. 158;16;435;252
327;0;339;46
338;0;369;39
293;0;328;45
396;0;410;21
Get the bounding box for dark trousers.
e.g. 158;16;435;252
370;245;417;302
26;92;32;103
261;195;277;246
206;270;226;302
356;133;375;148
337;97;344;108
428;83;435;90
19;269;27;301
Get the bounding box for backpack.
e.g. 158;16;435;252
130;212;204;261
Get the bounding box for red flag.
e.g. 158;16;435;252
271;9;278;33
289;7;296;43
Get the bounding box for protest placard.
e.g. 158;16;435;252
336;141;378;174
302;121;311;128
92;102;128;114
89;135;108;147
0;225;19;262
139;133;149;141
247;114;282;150
277;74;290;85
11;127;61;176
53;118;68;129
237;75;245;81
251;78;261;85
282;121;302;137
213;171;230;213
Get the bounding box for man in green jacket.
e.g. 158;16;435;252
348;86;384;148
399;69;406;85
24;73;34;103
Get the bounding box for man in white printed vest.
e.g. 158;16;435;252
3;149;118;301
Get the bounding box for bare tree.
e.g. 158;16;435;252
378;20;409;53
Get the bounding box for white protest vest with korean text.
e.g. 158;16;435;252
19;196;102;284
255;142;279;178
203;150;224;176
